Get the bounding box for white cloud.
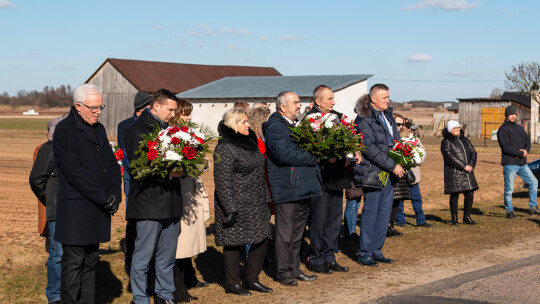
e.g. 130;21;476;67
225;45;240;50
403;0;479;11
279;35;301;42
406;54;433;62
257;36;270;41
0;1;15;9
153;25;164;31
187;25;250;36
445;71;479;76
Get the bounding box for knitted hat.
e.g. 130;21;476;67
447;120;461;132
134;92;152;111
505;105;517;118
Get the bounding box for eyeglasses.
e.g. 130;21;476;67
396;123;403;126
78;102;106;113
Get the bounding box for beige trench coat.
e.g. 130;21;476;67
175;176;210;259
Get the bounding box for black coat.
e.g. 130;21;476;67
29;141;59;222
262;112;324;203
124;109;183;220
441;129;479;194
53;106;122;245
117;114;136;177
213;121;272;246
305;106;351;191
497;120;530;166
353;97;400;189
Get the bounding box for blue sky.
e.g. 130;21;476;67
1;0;538;102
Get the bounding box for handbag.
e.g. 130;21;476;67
405;170;416;185
345;181;364;200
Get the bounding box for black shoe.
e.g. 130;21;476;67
325;261;349;272
343;233;360;241
507;211;516;218
307;263;333;274
245;281;273;293
396;222;407;227
279;277;298;286
155;297;178;304
294;272;318;281
530;206;540;215
386;226;403;237
463;215;476;225
417;223;433;228
451;216;459;225
225;284;252;296
373;255;394;264
189;280;209;288
357;256;378;267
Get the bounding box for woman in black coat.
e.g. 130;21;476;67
441;120;479;225
214;108;272;296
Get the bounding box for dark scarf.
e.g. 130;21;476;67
218;120;258;152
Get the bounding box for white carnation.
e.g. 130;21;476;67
164;150;183;161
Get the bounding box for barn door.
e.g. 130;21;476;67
481;107;505;139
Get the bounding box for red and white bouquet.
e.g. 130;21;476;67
379;134;426;185
130;122;216;180
289;112;364;159
109;141;124;175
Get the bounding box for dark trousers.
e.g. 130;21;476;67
389;199;400;222
223;239;267;285
274;199;311;280
175;257;198;287
450;190;475;217
61;243;99;304
309;191;343;265
125;219;137;273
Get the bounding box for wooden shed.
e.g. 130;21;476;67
85;58;281;138
458;92;532;138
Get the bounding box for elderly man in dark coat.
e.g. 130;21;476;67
125;89;182;304
353;84;404;267
263;91;324;287
53;84;122;304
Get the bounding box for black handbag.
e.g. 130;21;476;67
405;170;416;185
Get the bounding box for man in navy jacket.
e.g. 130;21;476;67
53;84;121;303
263;91;324;287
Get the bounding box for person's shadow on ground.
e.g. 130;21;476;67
96;259;123;303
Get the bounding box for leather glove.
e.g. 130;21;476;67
103;194;120;215
223;212;238;228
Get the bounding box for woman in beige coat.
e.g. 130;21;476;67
172;100;211;303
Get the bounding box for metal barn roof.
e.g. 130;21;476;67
177;74;372;99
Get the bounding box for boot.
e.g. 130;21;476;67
173;261;197;303
450;199;459;226
463;195;476;224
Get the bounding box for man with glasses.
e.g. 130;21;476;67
53;83;121;304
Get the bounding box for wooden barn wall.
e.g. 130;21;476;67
87;62;138;139
459;101;531;138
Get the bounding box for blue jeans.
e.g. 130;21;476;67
46;221;62;303
503;165;538;212
396;183;427;225
343;199;361;236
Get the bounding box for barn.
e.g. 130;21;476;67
458;92;532;138
85;58;281;138
177;74;372;131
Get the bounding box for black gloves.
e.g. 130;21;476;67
223;212;238;228
103;194;120;215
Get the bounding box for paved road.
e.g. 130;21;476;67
366;254;540;304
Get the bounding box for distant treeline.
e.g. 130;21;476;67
0;85;73;108
393;100;448;108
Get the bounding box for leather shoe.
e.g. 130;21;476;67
295;272;318;281
373;255;394;264
386;226;403;237
417;222;432;228
507;211;516;218
463;215;476;225
307;263;333;274
155;297;178;304
190;280;209;288
357;256;378;267
396;222;407;227
279;277;298;286
451;216;459;225
325;261;349;272
225;284;251;296
245;281;273;293
530;206;540;215
343;232;360;241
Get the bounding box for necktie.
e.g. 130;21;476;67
379;113;393;137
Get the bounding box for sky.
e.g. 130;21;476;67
1;0;539;102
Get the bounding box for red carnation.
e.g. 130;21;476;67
171;137;181;145
114;148;124;161
182;146;196;160
147;148;158;161
147;141;157;149
180;126;189;132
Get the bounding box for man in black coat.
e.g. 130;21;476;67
354;83;404;267
53;84;122;304
497;105;540;218
117;91;152;274
263;91;324;287
124;89;182;304
306;85;350;274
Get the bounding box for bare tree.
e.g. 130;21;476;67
489;87;503;99
505;61;540;93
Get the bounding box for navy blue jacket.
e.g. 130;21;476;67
263;112;323;203
497;120;530;166
53;106;121;245
353;98;400;189
117;115;136;178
